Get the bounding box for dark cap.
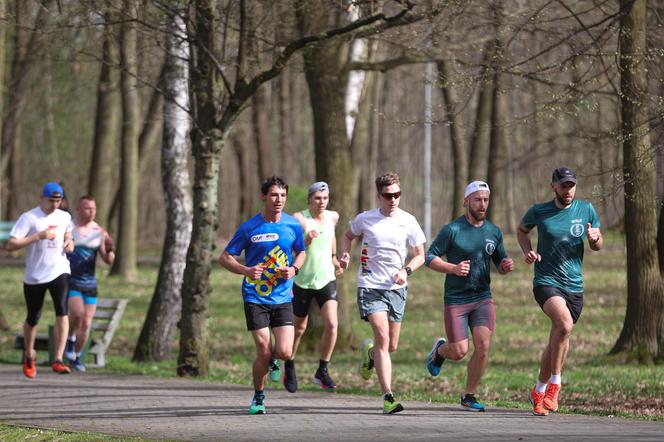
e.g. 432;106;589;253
552;167;577;184
42;182;64;198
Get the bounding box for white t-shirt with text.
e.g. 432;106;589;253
10;207;72;284
349;208;426;290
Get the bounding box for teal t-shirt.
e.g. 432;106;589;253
426;216;507;305
522;199;600;293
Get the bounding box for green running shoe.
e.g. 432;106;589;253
359;339;374;380
268;359;281;382
249;393;266;415
383;393;404;415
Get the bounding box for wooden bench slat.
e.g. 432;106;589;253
91;310;115;319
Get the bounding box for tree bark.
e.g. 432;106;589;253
437;59;468;218
468;40;496;182
611;0;664;362
110;0;140;278
89;12;121;226
133;9;192;362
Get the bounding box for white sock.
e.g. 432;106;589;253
76;352;82;358
68;335;76;342
535;381;547;393
549;374;561;385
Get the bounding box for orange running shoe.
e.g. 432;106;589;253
23;354;36;378
529;387;549;416
51;360;71;374
543;383;560;412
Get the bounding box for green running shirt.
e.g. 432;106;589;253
426;216;507;305
522;199;600;293
294;209;336;290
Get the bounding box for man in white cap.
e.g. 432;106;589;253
425;180;514;412
6;182;75;377
282;181;343;393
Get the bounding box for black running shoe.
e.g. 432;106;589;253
313;367;337;389
284;360;298;393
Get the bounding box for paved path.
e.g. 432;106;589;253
0;364;661;441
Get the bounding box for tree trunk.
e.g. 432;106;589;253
468;40;496;182
437;59;468;218
177;0;224;376
89;14;121;227
133;10;192;362
110;0;140;278
610;0;664;362
232;125;254;221
298;1;356;349
252;86;274;179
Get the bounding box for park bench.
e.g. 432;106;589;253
14;297;128;368
0;220;15;243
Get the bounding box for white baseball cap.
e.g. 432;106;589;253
464;180;490;198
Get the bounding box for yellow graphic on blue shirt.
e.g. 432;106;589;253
245;245;289;296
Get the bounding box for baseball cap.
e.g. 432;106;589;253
308;181;329;196
464;180;490;198
42;182;64;198
552;167;577;184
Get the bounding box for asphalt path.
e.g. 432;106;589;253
0;364;661;441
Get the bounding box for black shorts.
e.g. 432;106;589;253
244;302;294;331
292;280;337;318
24;273;70;326
533;285;584;324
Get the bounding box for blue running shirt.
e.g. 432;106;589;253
67;225;104;294
225;213;305;304
522;199;600;293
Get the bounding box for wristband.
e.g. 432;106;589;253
292;265;299;275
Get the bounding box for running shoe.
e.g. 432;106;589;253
313;367;337;389
543;383;560;412
529;386;549;416
359;339;375;380
249;393;266;415
383;393;404;415
52;360;71;374
460;394;486;412
284;360;297;393
426;337;446;377
23;354;36;379
268;359;281;382
72;357;86;373
64;338;76;361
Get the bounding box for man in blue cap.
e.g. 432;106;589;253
6;182;75;377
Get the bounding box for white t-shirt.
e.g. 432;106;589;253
349;208;426;290
10;207;72;284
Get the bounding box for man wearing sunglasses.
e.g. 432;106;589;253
340;171;426;414
425;181;514;412
6;182;75;377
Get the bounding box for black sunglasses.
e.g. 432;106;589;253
381;191;401;200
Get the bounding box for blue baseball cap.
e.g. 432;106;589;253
42;182;64;198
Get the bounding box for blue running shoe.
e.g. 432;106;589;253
64;338;76;362
72;357;86;372
460;394;486;412
426;337;446;377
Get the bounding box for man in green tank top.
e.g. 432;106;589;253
282;182;343;393
517;167;603;416
425;181;514;412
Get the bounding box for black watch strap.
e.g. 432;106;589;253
404;266;412;276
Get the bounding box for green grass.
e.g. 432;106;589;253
0;424;146;441
1;230;662;426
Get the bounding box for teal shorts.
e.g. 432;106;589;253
68;290;98;306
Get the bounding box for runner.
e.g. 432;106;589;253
425;181;514;412
339;172;426;414
65;196;115;371
516;167;603;416
219;176;305;415
6;182;75;377
283;181;343;393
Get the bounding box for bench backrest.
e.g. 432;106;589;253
90;298;128;349
0;220;15;242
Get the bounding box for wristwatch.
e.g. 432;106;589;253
292;265;300;275
404;266;412;276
